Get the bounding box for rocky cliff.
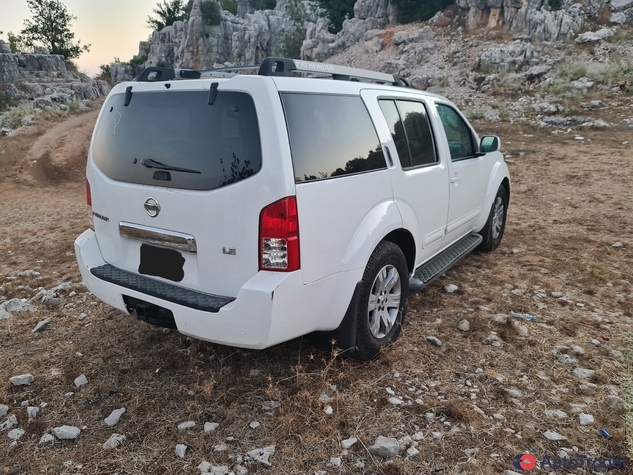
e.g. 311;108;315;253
114;0;632;83
0;40;111;133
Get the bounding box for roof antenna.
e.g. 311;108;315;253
208;82;219;105
124;86;133;106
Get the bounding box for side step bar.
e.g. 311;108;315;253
409;233;482;292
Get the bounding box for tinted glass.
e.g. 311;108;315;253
281;93;386;183
436;104;475;160
92;91;262;191
396;100;437;167
379;99;411;168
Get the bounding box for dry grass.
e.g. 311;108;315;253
1;106;633;474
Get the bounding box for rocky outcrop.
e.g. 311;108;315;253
113;0;320;83
0;46;110;131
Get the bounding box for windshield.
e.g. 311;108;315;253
92;90;262;191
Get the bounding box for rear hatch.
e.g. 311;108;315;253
87;77;292;298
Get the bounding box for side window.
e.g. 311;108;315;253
281;93;386;183
378;100;437;169
379;100;411;168
436;104;476;161
396;100;437;168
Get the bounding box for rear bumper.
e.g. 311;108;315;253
75;230;361;349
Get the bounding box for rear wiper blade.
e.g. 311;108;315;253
141;158;201;174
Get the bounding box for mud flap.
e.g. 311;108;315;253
311;282;361;354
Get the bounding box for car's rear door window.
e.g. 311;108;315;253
281;93;386;183
92;90;262;191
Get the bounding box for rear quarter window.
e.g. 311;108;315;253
281;93;386;183
92;90;262;191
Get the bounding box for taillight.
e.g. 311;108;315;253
86;180;94;231
259;197;300;271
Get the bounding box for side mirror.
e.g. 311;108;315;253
480;135;500;154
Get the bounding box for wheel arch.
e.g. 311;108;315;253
382;228;416;274
475;159;511;232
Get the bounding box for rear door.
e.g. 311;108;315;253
361;90;450;268
87;77;293;297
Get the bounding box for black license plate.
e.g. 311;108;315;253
139;244;185;282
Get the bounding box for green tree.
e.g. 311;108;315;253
255;0;277;10
391;0;453;24
7;32;28;54
184;0;222;25
314;0;355;33
281;0;306;58
20;0;90;59
148;0;188;31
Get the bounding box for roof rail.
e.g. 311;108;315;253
258;58;410;87
137;58;411;87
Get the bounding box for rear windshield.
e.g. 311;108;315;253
281;93;386;183
92;90;262;191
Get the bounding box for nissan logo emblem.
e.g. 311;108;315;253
144;197;161;217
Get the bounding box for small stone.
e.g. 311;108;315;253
506;471;522;475
175;443;187;458
327;457;342;468
261;400;280;411
0;405;8;418
606;395;624;411
78;313;87;320
249;368;262;376
444;284;458;293
74;374;88;388
204;422;219;433
199;461;212;473
612;242;623;248
52;425;81;440
432;431;442;439
388;396;403;405
543;430;566;441
505;388;522;398
424;412;435;423
426;336;442;347
579;413;594;426
8;428;25;440
545;409;568;419
32;318;51;333
10;373;34;386
572;368;595;379
493;315;508;325
458;319;470;332
406;446;419;457
515;324;528;337
249;421;260;429
558;354;577;364
0;415;18;431
590;338;600;345
324;405;333;415
341;436;357;449
213;443;228;452
579;382;597;392
209;466;229;475
27;406;40;419
571;346;584;356
318;393;334;403
177;420;195;430
39;433;55;445
245;445;276;467
65;392;74;397
368;436;400;457
609;349;623;358
103;433;126;449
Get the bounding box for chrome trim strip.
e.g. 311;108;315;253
119;222;197;252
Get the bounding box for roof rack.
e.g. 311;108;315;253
137;57;411;87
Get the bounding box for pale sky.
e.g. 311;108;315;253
0;0;161;76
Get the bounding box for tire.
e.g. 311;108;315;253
479;185;508;253
351;241;409;360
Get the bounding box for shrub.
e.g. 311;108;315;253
185;0;222;25
314;0;356;33
281;0;306;58
391;0;453;24
129;54;148;68
548;0;563;11
255;0;276;10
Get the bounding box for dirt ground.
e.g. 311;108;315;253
0;106;632;474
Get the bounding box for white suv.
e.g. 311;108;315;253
75;58;510;359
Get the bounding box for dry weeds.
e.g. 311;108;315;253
0;105;632;474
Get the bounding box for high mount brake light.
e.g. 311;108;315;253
259;197;300;271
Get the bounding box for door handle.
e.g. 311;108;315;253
451;175;460;183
